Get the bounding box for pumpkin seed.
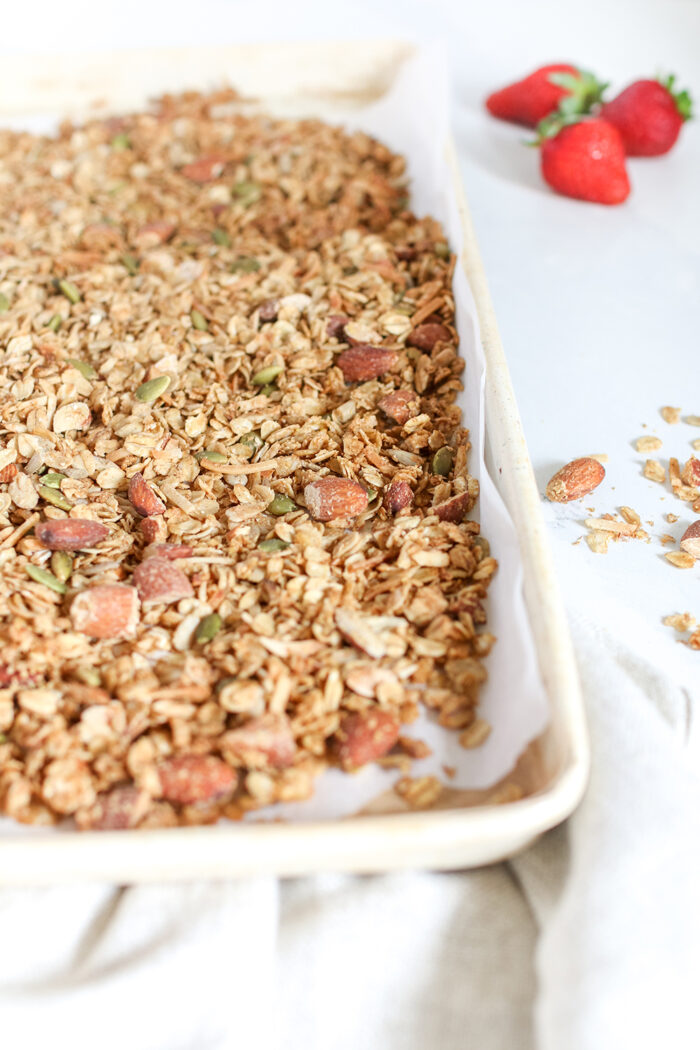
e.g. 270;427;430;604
195;612;222;643
121;253;140;275
431;447;454;476
39;485;72;510
42;472;66;489
434;242;451;259
45;314;61;332
230;257;260;274
25;564;67;595
57;280;81;304
75;666;101;687
0;293;9;313
267;494;297;516
251;365;283;386
190;309;208;331
67;358;97;380
135;375;171;403
212;228;231;247
50;551;73;583
195;449;227;463
111;133;131;151
258;538;290;552
365;487;378;502
233;180;261;205
239;432;263;452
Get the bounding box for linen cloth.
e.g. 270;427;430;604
2;555;698;1050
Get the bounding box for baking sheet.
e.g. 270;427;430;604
0;44;549;834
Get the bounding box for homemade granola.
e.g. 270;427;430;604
0;90;497;830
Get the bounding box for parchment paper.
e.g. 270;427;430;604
0;45;549;835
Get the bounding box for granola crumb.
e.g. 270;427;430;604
636;436;662;453
663;612;696;633
644;459;666;484
660;406;681;424
459;718;492;749
394;775;444;809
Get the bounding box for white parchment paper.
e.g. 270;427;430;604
0;45;549;835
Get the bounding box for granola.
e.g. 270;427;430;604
0;91;497;829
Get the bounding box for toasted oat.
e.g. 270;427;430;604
636;436;662;452
663;612;696;632
459;718;492;749
685;416;700;427
665;551;696;569
0;90;495;830
586;531;610;554
659;534;676;546
660;406;681;424
693;440;700;452
394;775;443;809
644;459;666;483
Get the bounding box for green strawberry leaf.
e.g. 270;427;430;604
548;68;608;117
659;74;693;121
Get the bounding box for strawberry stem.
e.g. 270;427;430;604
548;68;608;117
659;74;693;121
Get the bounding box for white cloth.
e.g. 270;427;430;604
2;592;698;1050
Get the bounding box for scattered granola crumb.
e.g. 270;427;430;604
659;534;676;546
394;775;443;809
663;612;696;632
487;782;523;805
684;415;700;427
666;513;679;523
644;459;666;483
693;439;700;451
587;453;609;463
665;551;696;569
458;718;492;749
442;764;457;780
660;406;681;424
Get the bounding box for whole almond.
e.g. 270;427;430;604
407;322;451;352
546;458;606;502
378;389;419;425
336;344;398;383
133;557;193;605
35;518;109;551
383;479;413;515
434;491;472;523
155;754;237;804
221;714;295;770
304;477;369;521
142;543;193;561
680;521;700;558
331;710;401;769
79;784;151;831
71;584;140;639
128;472;167;516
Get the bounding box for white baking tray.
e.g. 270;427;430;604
0;40;588;883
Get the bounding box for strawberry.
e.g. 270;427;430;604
486;64;605;127
601;76;693;156
538;118;630;205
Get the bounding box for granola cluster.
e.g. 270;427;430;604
0;91;496;829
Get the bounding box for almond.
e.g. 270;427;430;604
680;521;700;559
140;516;167;544
304;476;369;521
155;754;237;804
681;457;700;488
35;518;109;551
546;458;606;502
71;584;140;639
383;479;413;515
220;714;295;770
133;557;193;605
258;298;279;323
326;314;349;339
331;710;401;769
143;543;193;560
78;784;151;831
336;344;398;382
434;491;472;522
378;389;419;425
180;155;226;182
133;221;176;247
407;322;451;352
0;462;19;484
128;472;167;516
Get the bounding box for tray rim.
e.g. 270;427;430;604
0;41;589;883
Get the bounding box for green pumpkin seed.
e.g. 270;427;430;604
393;302;414;316
260;384;276;397
212;228;231;247
25;564;67;595
0;292;9;313
434;242;451;259
67;358;97;380
135;375;171;403
50;551;73;582
0;733;6;744
121;254;140;275
251;365;283;386
267;494;297;516
75;666;101;687
230;257;260;274
239;432;263;452
190;309;208;331
431;446;454;476
233;180;262;205
111;133;131;151
365;487;378;502
258;538;290;553
42;472;65;489
46;314;62;332
57;279;81;304
195;449;227;463
195;612;222;643
39;485;72;510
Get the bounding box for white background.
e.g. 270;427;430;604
7;0;699;689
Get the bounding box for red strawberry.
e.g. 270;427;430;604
539;118;630;205
601;76;693;156
486;64;605;127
